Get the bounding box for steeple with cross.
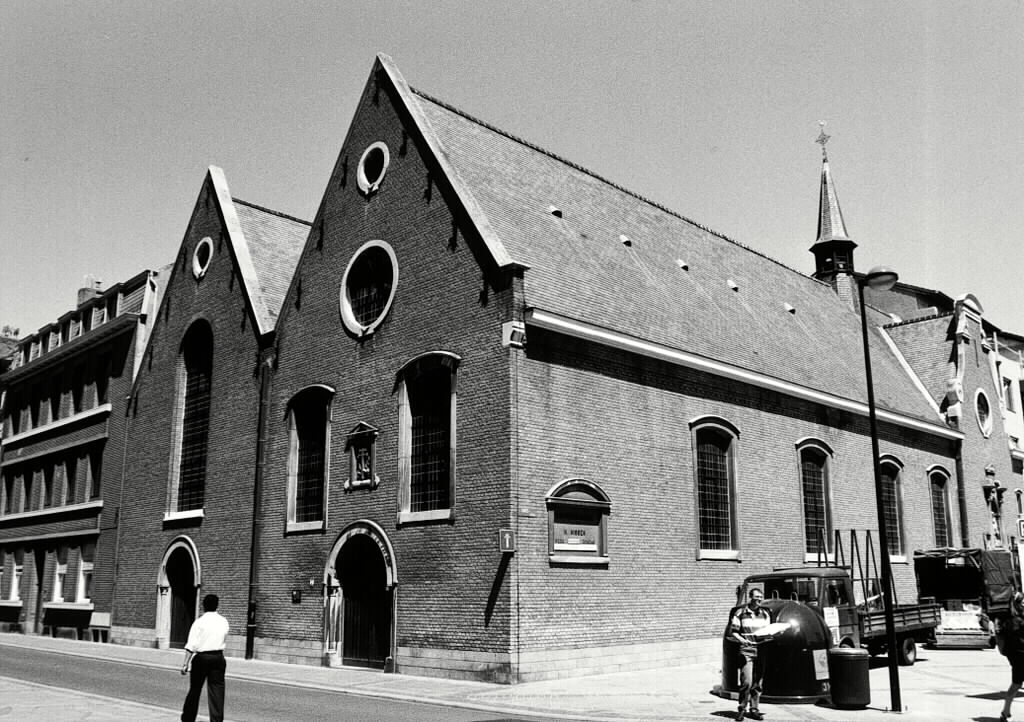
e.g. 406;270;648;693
809;122;858;299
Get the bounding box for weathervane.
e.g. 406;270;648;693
816;121;831;160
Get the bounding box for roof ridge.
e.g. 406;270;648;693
883;311;954;329
410;86;811;281
232;197;312;226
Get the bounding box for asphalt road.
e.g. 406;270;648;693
1;646;544;721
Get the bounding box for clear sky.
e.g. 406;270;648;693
2;1;1021;337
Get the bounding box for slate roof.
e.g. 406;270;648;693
232;199;311;326
407;86;942;426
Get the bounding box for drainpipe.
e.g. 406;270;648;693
245;345;274;659
955;440;969;548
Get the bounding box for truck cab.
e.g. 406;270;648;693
741;567;864;649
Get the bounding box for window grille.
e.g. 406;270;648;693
930;473;951;547
294;396;326;523
92;304;107;328
801;450;829;553
696;429;732;550
409;368;450;512
348;247;394;327
880;466;903;555
120;284;145;314
178;329;212;511
2;476;13;514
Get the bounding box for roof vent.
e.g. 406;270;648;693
676;259;689;271
619;234;632;247
784;303;796;314
728;279;739;291
548;205;563;218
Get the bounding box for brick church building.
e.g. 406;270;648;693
88;55;1024;682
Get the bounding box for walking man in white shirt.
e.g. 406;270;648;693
180;593;229;722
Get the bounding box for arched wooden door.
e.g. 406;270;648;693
338;534;391;668
166;547;196;648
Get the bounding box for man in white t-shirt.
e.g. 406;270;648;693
180;593;229;722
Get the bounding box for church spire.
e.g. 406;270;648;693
810;123;858;299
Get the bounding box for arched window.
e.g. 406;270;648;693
929;469;953;548
172;322;212;513
287;386;333;531
798;441;833;555
691;418;739;554
396;352;459;523
879;458;904;557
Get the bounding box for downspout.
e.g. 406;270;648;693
245;344;274;659
955;440;969;547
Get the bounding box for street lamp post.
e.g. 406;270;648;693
857;265;902;713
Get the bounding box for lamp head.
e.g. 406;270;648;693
862;266;899;291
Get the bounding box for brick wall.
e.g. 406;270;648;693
258;71;516;676
112;180;263;644
510;328;958;678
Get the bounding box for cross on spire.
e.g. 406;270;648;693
816;121;831;160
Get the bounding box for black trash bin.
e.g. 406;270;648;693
828;647;870;709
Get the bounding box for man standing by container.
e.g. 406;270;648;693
180;594;229;722
729;588;771;721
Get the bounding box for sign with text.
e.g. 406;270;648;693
553;520;598;552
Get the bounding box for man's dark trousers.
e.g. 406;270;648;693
181;650;225;722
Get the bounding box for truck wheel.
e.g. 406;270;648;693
897;637;917;666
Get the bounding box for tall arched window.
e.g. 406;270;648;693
879;459;904;556
287;386;333;531
174;322;213;512
798;441;833;555
930;469;953;548
396;352;459;524
691;418;739;554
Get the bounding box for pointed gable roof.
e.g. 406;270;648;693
231;198;310;327
368;57;957;438
204;166;309;335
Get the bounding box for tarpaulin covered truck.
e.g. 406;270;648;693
913;547;1015;648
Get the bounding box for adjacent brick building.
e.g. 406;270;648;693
0;271;162;640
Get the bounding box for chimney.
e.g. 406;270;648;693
77;277;103;307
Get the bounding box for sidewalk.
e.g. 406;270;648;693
0;633;1013;721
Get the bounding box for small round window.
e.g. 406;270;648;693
357;142;390;196
976;389;993;436
339;240;398;336
192;237;213;279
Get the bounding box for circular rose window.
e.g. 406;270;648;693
339;240;398;336
357;142;390;196
975;389;993;437
192;237;213;279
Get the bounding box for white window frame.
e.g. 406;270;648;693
976;388;993;437
396;352;459;525
192;236;214;279
52;561;67;602
690;416;741;560
356;141;391;195
9;564;22;601
285;385;333;534
796;439;835;561
77;561;94;604
338;240;399;337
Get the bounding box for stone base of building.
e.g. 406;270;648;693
110;626;721;684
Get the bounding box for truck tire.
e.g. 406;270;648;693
897;636;917;666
